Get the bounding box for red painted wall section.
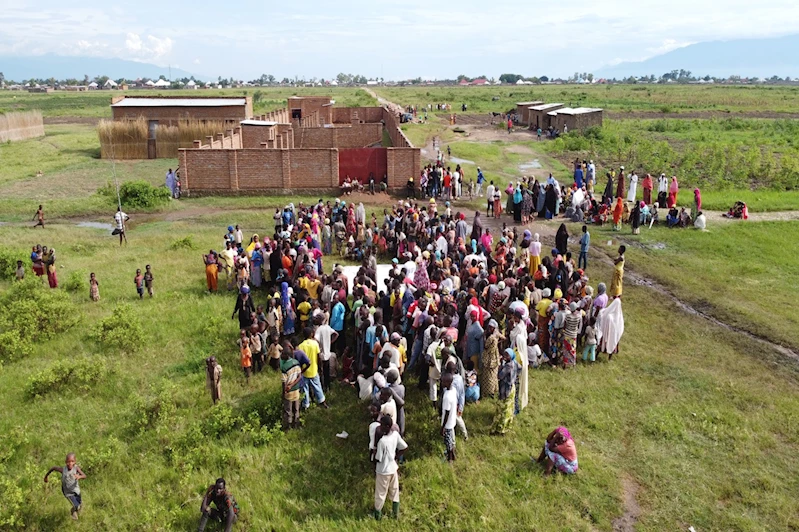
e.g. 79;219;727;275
338;148;387;185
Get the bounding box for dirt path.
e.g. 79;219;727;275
612;475;642;532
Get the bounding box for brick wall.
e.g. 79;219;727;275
181;147;340;194
288;97;333;124
386;147;421;189
293;123;382;149
382;107;413;148
332;107;384;124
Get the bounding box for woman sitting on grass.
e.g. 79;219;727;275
536;426;578;476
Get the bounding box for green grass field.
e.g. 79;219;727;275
376;84;799;114
0;87;375;118
1;217;797;531
2;85;799;530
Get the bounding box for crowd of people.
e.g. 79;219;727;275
192;173;632;522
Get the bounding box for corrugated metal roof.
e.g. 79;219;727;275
550;107;603;116
111;98;246;108
240;120;279;126
516;101;543;106
529;103;564;111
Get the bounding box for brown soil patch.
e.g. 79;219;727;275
44;117;101;125
612;475;642;532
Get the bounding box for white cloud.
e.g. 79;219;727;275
124;32;173;60
193;58;201;65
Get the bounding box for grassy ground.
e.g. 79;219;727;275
1;217;797;530
583;219;799;352
0;88;376;118
376;85;799;114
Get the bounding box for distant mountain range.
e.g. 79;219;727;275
0;54;198;81
597;34;799;79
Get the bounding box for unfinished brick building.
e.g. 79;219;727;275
179;96;420;195
547;107;604;132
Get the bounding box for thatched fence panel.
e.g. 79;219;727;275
0;111;45;142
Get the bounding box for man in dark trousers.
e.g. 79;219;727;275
198;478;238;532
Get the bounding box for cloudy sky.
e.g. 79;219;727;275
1;0;798;79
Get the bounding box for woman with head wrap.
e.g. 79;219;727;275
693;187;702;217
280;279;295;337
537;426;579;475
630;202;642;235
668;176;679;208
470;211;483;242
513;183;523;223
536;181;546;217
480;319;501;398
602;172;614;204
522;184;534;223
612;197;624;231
598;298;624;359
529;233;542;276
555;224;569;256
509;311;529;412
490;348;521;435
641;173;653;205
592;282;608;320
544;184;557;219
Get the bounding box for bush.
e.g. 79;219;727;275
91;303;145;352
64;270;87;293
25;357;109;398
118;180;171;209
0;330;33;364
81;436;125;474
0;278;78;343
0;473;25;529
0;247;26;281
128;384;177;434
169;236;196;250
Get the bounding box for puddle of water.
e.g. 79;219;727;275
648;242;666;250
76;222;114;231
449;157;475;165
519;159;542;171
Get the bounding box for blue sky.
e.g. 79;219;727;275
2;0;799;79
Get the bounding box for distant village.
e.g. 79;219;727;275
2;70;798;92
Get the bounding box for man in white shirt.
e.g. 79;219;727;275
113;207;129;246
485;182;496;216
435;232;448;256
314;315;338;392
440;373;458;462
234;225;243;248
373;415;407;519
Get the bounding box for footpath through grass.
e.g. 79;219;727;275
586;219;799;352
0;216;798;530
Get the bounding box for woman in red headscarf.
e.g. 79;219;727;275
668;176;679;208
612;197;624;231
693;187;702;216
641;173;653;205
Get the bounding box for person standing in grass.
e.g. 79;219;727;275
238;330;252;385
578;226;590;270
203;251;219;292
440;372;457;462
198;478;239;532
280;342;303;430
134;268;144;299
114;206;129;245
373;414;407;520
314;314;338;392
610;245;625;298
33;204;45;228
89;272;99;301
491;348;520;435
206;356;222;404
298;326;329;410
144;264;154;297
44;452;86;521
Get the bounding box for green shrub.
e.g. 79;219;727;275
0;278;78;343
90;303;145;352
0;472;25;529
25;357;109;398
128;384;177;434
0;330;33;364
64;270;87;293
81;436;125;474
118;180;171;209
0;247;27;280
169;235;196;250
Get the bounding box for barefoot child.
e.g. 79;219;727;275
89;272;99;301
144;264;154;297
238;330;252;385
44;453;86;520
134;268;144;299
33;204;45;228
